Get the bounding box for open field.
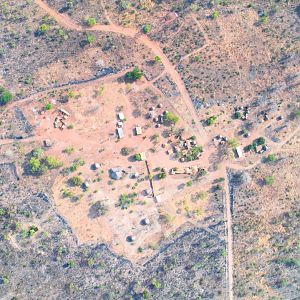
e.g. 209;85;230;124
0;0;299;299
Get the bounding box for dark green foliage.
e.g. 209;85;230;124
0;86;13;105
125;67;142;81
119;193;137;209
206;115;217;126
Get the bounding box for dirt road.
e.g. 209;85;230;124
34;0;207;142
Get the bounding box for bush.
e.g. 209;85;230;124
85;17;96;27
211;11;219;20
206;115;217;126
143;24;151;34
151;278;161;289
134;153;142;161
29;157;41;174
165;112;179;124
154;56;161;63
125;67;142;81
86;34;95;44
228;138;239;148
119;193;137;209
43;156;63;169
157;172;167;180
31;147;44;158
235;111;242;119
121;147;132;156
69;176;83;187
264;176;275;185
266;154;275;162
40;24;49;32
0;86;13;105
256;137;265;145
44;103;53;110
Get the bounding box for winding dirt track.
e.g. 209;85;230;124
34;0;207;142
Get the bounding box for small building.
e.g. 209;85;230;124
154;195;162;203
135;126;142;135
118;112;125;121
140;152;147;161
43;139;52;147
117;121;123;128
93;163;100;170
116;128;124;139
59;108;70;116
235;146;243;158
109;167;124;180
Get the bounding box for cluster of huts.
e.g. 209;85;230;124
53;108;70;130
170;166;203;175
235;105;250;120
116;112;143;139
146;103;167;128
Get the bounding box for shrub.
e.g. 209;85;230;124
0;86;13;105
235;111;242;119
157;172;167;180
86;34;95;44
40;24;49;32
228;138;239;148
211;11;219;20
151;278;161;289
125;67;142;81
31;147;44;158
85;17;97;27
266;154;275;162
29;157;41;174
186;146;203;161
165;112;179;124
44;103;53;110
119;0;130;10
143;24;151;34
121;147;132;156
206;115;217;126
134;153;142;161
62;147;74;155
256;137;265;145
264;176;275;185
43;156;63;169
154;56;161;63
186;181;193;187
69;176;83;187
119;193;137;209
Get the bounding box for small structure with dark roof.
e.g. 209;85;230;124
109;167;124;180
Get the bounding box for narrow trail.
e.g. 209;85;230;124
34;0;207;143
3;70;130;113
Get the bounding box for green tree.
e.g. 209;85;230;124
0;86;13;105
31;147;44;158
235;111;242;119
264;176;275;185
44;103;53;110
86;34;95;44
85;17;97;27
207;115;217;126
256;137;265;145
143;24;151;34
266;154;275;162
154;56;161;63
228;138;239;148
165;112;179;124
69;176;83;186
43;156;63;169
29;157;41;174
40;24;49;32
211;11;219;20
125;67;142;81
